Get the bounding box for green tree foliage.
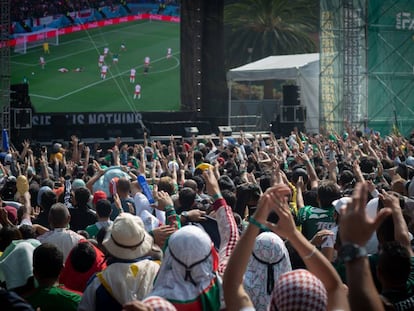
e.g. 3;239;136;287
224;0;318;68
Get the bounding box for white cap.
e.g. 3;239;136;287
331;197;352;213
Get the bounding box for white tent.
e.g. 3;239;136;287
227;53;320;133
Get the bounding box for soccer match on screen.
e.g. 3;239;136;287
1;2;414;310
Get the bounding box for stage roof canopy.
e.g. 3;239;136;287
227;53;320;81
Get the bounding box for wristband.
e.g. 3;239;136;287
303;245;316;260
248;217;270;232
212;193;223;201
165;204;175;212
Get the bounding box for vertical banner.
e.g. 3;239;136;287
367;0;414;135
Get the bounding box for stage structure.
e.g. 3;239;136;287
180;0;228;127
367;1;414;135
320;0;367;133
320;0;414;135
227;53;320;134
0;0;11;138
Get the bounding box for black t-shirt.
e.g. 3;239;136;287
69;207;97;232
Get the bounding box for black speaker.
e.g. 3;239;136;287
13;108;32;129
218;126;232;136
184;127;199;137
281;106;307;123
271;118;305;137
10;83;31;108
11;83;28;96
283;85;300;106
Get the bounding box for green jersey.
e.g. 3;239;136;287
297;205;336;240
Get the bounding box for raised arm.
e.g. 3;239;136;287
71;135;80;164
297;152;319;189
296;175;305;209
85;160;106;192
380;190;412;254
223;184;290;311
339;182;392;311
203;169;239;275
267;190;349;311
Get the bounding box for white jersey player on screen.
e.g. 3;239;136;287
166;48;172;59
130;68;136;83
101;65;108;79
144;56;150;75
134;84;141;99
39;56;45;69
98;54;104;67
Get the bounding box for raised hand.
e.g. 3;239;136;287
339;182;391;246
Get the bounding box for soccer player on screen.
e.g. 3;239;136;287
101;65;108;79
130;68;136;83
98;54;104;67
112;53;119;64
103;47;109;56
134;84;141;99
43;42;50;54
166;47;172;59
39;56;45;69
144;56;150;75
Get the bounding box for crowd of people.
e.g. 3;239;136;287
0;124;414;310
11;0;177;22
12;0;103;21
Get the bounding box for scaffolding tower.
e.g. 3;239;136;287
321;0;414;135
320;0;367;133
342;0;367;126
0;0;10;137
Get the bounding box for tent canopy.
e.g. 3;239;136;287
227;53;319;81
227;53;320;133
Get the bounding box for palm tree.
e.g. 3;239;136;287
224;0;318;69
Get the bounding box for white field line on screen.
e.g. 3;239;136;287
11;20;153;64
29;52;180;101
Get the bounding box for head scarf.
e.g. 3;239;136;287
270;269;327;311
151;225;222;311
59;241;107;292
142;296;177;311
243;232;291;311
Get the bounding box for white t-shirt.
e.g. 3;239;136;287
101;65;108;73
135;84;141;92
134;192;165;225
144;57;150;64
130;68;136;76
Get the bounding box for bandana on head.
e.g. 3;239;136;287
244;232;291;311
151;225;222;311
142;296;177;311
270;269;327;311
